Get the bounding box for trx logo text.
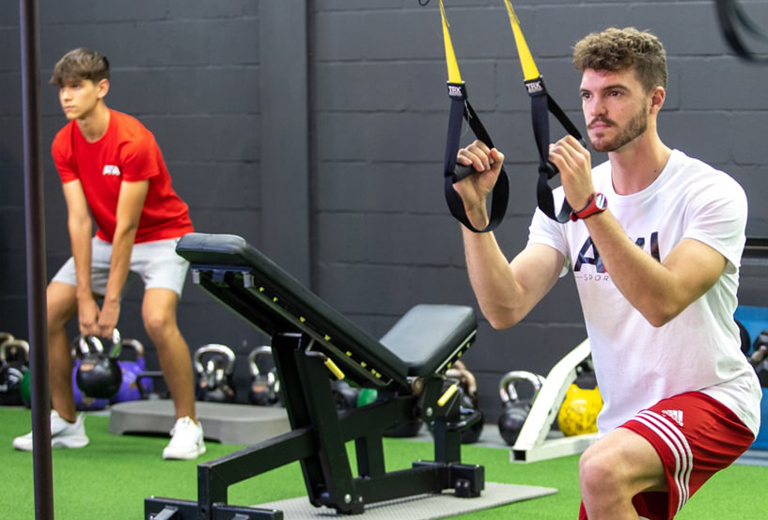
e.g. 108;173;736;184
447;85;464;98
525;80;543;94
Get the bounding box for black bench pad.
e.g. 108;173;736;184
380;304;476;377
177;233;476;388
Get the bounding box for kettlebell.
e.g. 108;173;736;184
557;384;602;436
20;369;32;408
0;332;14;346
111;338;147;404
75;329;123;400
194;344;236;403
248;346;280;406
0;339;30;406
497;370;545;446
120;338;147;376
71;339;109;411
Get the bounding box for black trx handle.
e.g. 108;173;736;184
431;0;587;227
430;0;509;233
504;2;587;223
526;77;588;222
444;83;510;233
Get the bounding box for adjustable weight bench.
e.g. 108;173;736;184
145;233;484;520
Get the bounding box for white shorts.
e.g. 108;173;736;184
52;237;190;297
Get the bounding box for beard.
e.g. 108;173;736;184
588;107;648;153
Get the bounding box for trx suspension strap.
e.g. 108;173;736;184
503;1;587;223
437;0;510;233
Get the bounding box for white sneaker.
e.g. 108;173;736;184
12;410;89;451
162;417;206;460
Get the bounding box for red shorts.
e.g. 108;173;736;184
578;391;754;520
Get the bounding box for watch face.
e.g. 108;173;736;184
595;193;607;210
570;192;607;221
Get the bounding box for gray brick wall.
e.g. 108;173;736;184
2;0;768;422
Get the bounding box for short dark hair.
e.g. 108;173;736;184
573;27;668;92
50;48;110;87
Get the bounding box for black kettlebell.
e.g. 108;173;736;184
75;329;123;400
497;370;545;446
0;339;30;406
248;346;280;406
193;344;236;403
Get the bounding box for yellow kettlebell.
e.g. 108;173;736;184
557;384;603;436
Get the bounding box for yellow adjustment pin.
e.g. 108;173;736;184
437;383;459;407
324;358;345;380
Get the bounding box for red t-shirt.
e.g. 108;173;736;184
51;109;194;243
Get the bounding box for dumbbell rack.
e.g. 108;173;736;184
508;339;597;463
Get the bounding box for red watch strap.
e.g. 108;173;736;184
569;193;606;222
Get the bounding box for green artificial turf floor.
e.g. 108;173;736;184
1;407;766;520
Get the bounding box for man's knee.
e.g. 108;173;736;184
579;444;625;497
142;310;178;340
579;429;667;501
142;289;181;340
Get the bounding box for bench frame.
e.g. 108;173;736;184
145;234;484;520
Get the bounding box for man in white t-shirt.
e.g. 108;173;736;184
454;27;761;520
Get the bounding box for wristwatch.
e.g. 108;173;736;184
569;192;607;222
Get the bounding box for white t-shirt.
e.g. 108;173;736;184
528;149;762;436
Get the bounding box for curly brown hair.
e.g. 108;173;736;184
573;27;667;93
50;48;110;87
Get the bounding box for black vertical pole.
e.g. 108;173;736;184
19;1;55;519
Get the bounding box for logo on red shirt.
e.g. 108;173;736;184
102;165;121;176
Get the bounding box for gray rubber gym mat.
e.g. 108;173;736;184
254;481;557;519
108;400;290;445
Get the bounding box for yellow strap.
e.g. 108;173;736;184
439;0;463;83
503;0;540;81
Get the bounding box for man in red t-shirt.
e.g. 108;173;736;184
13;48;205;460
